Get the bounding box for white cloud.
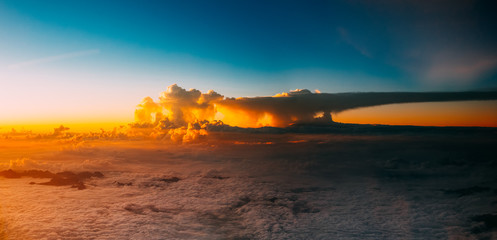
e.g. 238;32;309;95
1;132;495;239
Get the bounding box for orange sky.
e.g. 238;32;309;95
1;100;496;133
0;122;128;133
334;100;497;127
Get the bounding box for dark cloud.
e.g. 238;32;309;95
133;84;497;132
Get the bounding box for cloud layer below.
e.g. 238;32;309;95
1;128;496;239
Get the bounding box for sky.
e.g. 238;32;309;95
1;0;497;127
1;2;497;237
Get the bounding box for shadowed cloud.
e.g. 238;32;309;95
134;84;497;132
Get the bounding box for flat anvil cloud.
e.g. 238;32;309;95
135;85;497;133
222;90;497;126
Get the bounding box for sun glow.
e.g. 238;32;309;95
3;85;496;140
0;122;128;134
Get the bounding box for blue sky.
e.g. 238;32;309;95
1;0;496;123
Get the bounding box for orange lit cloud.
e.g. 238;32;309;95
132;84;224;142
4;85;496;143
216;90;497;128
132;84;497;136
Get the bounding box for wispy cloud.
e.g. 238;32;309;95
425;53;497;85
8;49;100;70
337;27;371;58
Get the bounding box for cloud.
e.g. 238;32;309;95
351;1;497;86
156;84;223;127
425;52;497;85
135;97;161;123
3;84;496;143
8;49;100;70
219;90;497;127
337;27;372;58
10;85;492;143
1;128;496;239
132;84;497;132
52;125;70;137
132;84;223;142
400;49;497;87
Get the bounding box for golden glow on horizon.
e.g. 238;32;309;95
334;100;497;127
2;101;496;134
0;122;128;133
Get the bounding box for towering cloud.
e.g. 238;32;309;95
135;97;161;124
156;84;223;127
133;84;224;142
133;84;497;141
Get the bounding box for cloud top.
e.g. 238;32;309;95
132;84;497;139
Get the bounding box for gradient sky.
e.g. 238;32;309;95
1;0;497;126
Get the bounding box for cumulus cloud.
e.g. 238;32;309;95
157;84;223;126
135;97;161;123
2;85;496;143
132;84;497;133
1;158;54;171
134;84;223;126
52;125;70;137
1;129;496;239
131;84;224;142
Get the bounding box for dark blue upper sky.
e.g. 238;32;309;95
1;0;497;98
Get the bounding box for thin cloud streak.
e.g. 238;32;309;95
337;27;372;58
426;55;497;85
8;49;100;70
